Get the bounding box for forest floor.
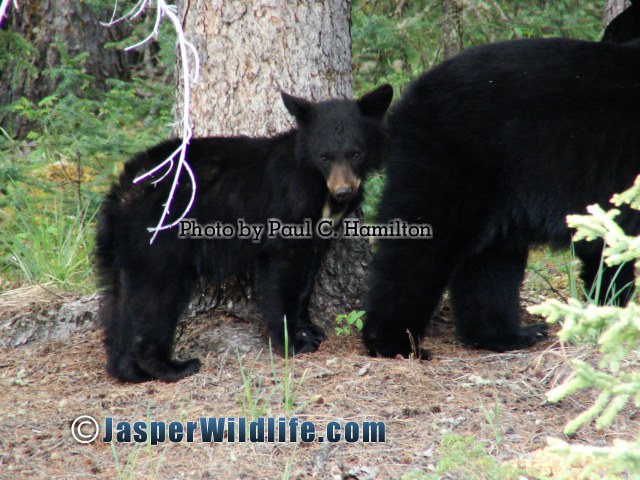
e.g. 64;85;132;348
0;263;638;480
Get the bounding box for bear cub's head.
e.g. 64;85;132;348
282;84;393;204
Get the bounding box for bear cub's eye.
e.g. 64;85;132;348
348;151;362;163
319;154;331;165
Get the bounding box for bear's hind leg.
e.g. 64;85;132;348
106;273;200;382
103;289;153;383
450;244;547;352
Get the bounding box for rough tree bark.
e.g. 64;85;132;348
176;1;352;137
0;0;134;137
441;0;464;60
176;1;371;330
605;0;631;24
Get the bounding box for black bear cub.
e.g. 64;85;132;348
364;36;640;359
97;84;392;382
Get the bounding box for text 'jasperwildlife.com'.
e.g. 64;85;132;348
71;415;386;445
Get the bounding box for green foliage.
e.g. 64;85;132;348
0;30;38;89
237;317;311;419
362;173;385;223
579;249;633;306
480;392;503;447
525;247;575;302
110;403;167;480
0;17;175;293
547;437;640;480
281;444;298;480
335;310;365;336
434;434;523;479
237;349;274;420
529;178;640;476
0;196;97;292
2;43;173;164
352;0;603;97
401;434;524;480
270;317;311;415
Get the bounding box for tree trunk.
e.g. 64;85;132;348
178;1;370;329
441;0;464;60
605;0;631;25
176;1;352;137
0;0;134;137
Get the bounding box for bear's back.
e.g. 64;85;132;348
391;38;640;135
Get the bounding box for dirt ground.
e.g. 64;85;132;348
0;279;638;479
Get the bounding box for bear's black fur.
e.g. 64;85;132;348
603;0;640;44
97;84;393;382
363;37;640;359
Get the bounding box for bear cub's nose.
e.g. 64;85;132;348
332;186;355;202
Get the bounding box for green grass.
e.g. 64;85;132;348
237;317;311;419
237;349;274;420
0;196;97;293
580;252;637;307
0;29;174;294
110;403;168;480
480;392;503;449
270;316;312;416
281;444;298;480
400;433;526;480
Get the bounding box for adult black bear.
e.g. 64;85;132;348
97;84;393;382
363;37;640;359
602;0;640;43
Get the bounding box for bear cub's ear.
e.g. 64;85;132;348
281;92;313;124
357;83;393;118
